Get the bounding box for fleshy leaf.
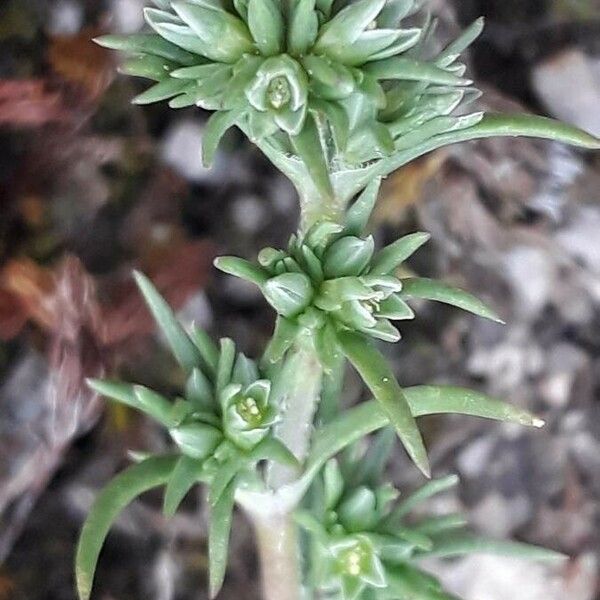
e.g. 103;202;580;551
209;482;236;598
385;475;459;525
163;455;205;516
336;330;430;478
202;110;243;167
302;385;544;488
370;232;430;275
344;179;382;236
401;277;504;323
214;256;270;286
249;435;300;468
134;271;201;371
190;324;219;376
76;456;178;600
424;534;567;561
263;316;301;364
288;0;319;55
247;0;284;56
133;78;191;105
290;112;334;201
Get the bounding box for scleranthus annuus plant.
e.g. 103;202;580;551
78;1;600;599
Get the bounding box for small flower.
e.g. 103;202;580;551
245;55;309;136
221;380;278;451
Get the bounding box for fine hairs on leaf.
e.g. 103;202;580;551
77;1;599;599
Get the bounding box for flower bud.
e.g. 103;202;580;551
323;236;375;278
263;272;313;317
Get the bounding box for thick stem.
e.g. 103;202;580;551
251;511;303;600
268;334;323;488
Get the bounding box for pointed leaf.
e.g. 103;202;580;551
133;78;191;105
190;324;219;376
370;233;430;275
365;56;471;86
290;113;334;201
134;271;201;371
202;110;243;167
401;277;504;323
302;385;543;490
209;482;236;598
94;33;197;65
424;534;567;561
414;513;468;536
345;179;381;236
216;338;236;393
214;256;270;286
263;316;301;364
315;0;386;50
76;456;178;600
386;476;459;525
249;435;300;468
208;452;246;506
336;330;430;478
163;455;205;516
436;18;485;67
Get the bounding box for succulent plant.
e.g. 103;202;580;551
78;272;296;599
296;433;564;600
95;0;487;201
78;2;600;600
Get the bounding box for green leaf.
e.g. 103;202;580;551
323;459;345;509
404;385;546;428
302;385;543;489
94;33;197;65
76;456;178;600
172;1;254;63
365;56;471;86
385;475;459;525
323;236;375;278
144;9;210;55
119;54;178;81
344;178;381;236
336;330;430;478
414;513;468;536
370;233;430;275
202;109;243;167
310;99;349;151
87;379;177;428
401;277;504;323
436;17;485;67
190;324;219;376
249;435;300;468
288;0;319;55
423;534;567;561
448;112;600;149
209;481;236;598
132;78;191;105
214;256;270;286
262;316;301;364
290;112;334;201
208;452;246;506
216;338;236;393
163;455;205;517
315;0;386;50
350;427;395;487
247;0;284;55
134;271;202;371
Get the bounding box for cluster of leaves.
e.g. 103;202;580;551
76;268;549;600
96;0;600;206
77;272;298;599
297;431;563;600
215;178;502;476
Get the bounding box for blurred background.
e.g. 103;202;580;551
1;0;600;598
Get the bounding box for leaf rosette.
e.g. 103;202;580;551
296;440;565;600
78;272;297;600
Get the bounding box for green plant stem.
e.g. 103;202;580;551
268;334;324;488
251;511;303;600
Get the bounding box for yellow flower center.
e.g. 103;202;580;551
267;76;291;109
236;396;262;425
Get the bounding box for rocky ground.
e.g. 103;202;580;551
1;0;600;599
